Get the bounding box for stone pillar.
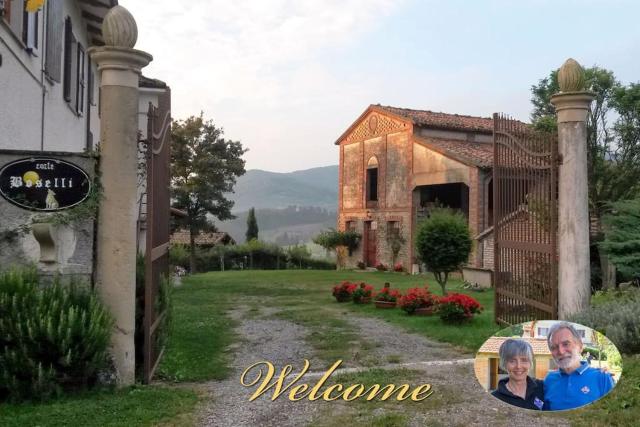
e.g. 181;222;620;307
550;58;594;319
88;6;152;386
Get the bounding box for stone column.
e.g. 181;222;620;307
88;6;152;386
550;58;594;319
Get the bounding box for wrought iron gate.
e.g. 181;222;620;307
143;90;171;383
493;113;558;325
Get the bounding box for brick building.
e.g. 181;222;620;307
336;104;495;272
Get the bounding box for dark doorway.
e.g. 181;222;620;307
364;221;377;267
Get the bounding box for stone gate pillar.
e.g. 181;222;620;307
550;58;594;319
88;6;152;386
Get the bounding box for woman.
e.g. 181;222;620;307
491;338;546;410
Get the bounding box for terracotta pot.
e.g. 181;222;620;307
354;296;371;304
375;300;397;309
414;306;435;316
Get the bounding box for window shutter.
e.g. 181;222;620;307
76;43;85;114
45;0;63;82
8;0;24;36
63;16;74;101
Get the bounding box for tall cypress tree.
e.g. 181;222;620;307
246;207;259;242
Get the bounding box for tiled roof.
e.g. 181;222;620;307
477;336;551;355
414;135;493;168
376;105;494;133
170;230;235;246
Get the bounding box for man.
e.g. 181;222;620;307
543;322;615;410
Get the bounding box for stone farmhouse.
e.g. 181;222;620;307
336;104;496;276
0;0;168;279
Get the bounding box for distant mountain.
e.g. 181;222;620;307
227;165;338;212
219;206;337;245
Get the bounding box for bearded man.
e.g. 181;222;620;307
543;322;616;410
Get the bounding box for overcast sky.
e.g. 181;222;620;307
121;0;639;173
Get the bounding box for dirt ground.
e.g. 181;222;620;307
197;305;569;427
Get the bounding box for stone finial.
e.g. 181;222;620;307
557;58;586;92
102;5;138;48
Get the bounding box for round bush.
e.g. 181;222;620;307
0;269;113;401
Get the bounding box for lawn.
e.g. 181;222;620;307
159;269;500;380
0;386;200;427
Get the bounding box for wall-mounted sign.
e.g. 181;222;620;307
0;158;91;211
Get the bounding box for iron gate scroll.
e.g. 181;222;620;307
143;90;171;383
493;113;558;325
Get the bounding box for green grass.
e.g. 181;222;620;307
157;270;498;382
0;386;199;427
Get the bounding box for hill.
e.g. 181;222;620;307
227;165;338;212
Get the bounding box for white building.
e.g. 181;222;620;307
0;0;169;273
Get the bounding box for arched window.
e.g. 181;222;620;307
366;156;378;202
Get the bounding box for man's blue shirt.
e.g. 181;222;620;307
544;361;615;410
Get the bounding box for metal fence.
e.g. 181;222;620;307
493;113;558;325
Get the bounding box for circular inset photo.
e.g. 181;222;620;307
474;320;621;411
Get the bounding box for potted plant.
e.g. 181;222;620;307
352;282;374;304
393;262;404;273
374;282;401;308
437;293;483;323
398;286;439;315
375;263;387;271
332;281;357;302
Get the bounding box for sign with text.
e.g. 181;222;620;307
0;158;91;211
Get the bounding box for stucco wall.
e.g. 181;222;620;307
386;131;411;208
0;0;100;153
413;143;470;186
342;142;362;210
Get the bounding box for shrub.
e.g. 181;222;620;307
169;244;190;270
357;261;366;270
374;283;401;303
332;281;357;302
569;297;640;354
376;263;387;271
352;282;374;303
415;208;472;295
393;262;404;272
398;286;438;314
0;268;112;402
437;293;483;323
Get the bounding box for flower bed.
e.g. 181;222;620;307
352;282;374;304
437;293;483;323
398;286;439;315
332;281;357;302
373;283;401;308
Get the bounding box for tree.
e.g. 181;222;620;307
313;229;360;269
415;209;471;295
531;67;640;289
171;114;247;273
600;198;640;280
246;207;259;242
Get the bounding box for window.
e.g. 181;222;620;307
537;327;549;337
346;220;356;232
366;156;379;203
62;17;85;115
22;7;38;52
387;221;400;238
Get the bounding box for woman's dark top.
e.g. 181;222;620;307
491;376;546;410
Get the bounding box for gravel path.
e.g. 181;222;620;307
197;305;569;427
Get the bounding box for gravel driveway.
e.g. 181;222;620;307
198;305;569;427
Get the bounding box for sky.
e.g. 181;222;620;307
122;0;640;173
